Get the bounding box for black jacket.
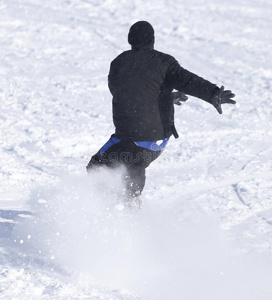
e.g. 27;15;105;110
108;46;218;141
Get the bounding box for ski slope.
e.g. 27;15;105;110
1;0;272;299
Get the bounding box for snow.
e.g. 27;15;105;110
1;0;272;299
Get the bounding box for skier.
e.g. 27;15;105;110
86;21;235;206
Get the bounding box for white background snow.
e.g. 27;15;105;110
1;0;272;299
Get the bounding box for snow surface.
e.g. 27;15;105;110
1;0;272;299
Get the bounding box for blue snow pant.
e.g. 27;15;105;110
86;136;163;197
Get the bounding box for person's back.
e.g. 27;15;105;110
109;47;176;141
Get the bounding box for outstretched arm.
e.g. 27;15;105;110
167;60;236;113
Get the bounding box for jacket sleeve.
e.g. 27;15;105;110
166;60;218;103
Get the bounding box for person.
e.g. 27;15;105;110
86;21;235;206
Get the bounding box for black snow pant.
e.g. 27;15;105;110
86;137;163;197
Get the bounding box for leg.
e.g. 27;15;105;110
124;165;146;198
86;136;122;172
122;147;163;209
86;152;103;172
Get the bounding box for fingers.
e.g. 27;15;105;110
181;94;188;102
219;86;235;99
221;89;236;105
173;99;182;105
223;99;236;104
219;86;225;93
223;90;235;98
177;91;188;102
216;104;223;114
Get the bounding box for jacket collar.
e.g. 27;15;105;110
131;44;154;50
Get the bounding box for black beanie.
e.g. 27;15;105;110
128;21;155;47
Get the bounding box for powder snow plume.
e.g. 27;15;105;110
13;170;272;300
